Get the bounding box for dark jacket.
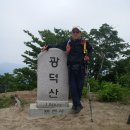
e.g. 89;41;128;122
48;38;93;65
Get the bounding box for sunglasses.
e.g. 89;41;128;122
72;30;80;34
72;29;80;33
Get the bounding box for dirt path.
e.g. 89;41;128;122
0;99;130;130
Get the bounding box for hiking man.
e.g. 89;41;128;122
42;26;92;113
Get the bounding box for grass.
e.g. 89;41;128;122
0;96;30;109
0;96;12;109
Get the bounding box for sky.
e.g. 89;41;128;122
0;0;130;65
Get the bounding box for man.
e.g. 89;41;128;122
42;26;92;113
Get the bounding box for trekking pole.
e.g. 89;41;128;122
85;64;93;122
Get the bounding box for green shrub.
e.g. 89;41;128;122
0;96;29;109
20;98;29;107
97;82;128;102
82;87;87;98
0;96;12;108
83;78;101;98
120;88;130;104
84;78;101;92
119;75;130;88
89;78;101;92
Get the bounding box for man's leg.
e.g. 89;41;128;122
78;71;85;99
77;66;85;107
69;69;81;109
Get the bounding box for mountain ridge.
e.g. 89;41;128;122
0;62;26;75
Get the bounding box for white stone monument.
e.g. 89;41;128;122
29;48;72;117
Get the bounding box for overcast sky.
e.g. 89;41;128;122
0;0;130;65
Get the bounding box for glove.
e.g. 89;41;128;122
41;45;48;52
84;55;90;62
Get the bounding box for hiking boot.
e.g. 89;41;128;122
72;105;76;110
72;104;83;110
74;106;82;113
79;104;83;109
71;104;83;114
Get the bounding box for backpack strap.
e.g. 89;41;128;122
81;38;87;55
66;38;88;56
81;38;90;63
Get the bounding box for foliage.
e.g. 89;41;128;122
22;29;70;70
13;67;37;90
97;82;128;102
114;57;130;77
89;23;130;79
119;75;130;88
21;24;130;87
115;57;130;88
20;98;30;108
82;87;87;98
89;78;101;92
0;68;37;92
102;57;130;84
0;96;29;109
1;24;130;93
84;78;101;92
0;73;17;92
0;96;12;108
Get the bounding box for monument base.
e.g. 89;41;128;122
29;103;72;117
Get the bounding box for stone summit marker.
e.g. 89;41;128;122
29;48;72;117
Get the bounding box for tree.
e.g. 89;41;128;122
13;67;37;90
18;24;129;90
22;29;70;70
114;57;130;87
17;29;70;89
89;23;130;79
0;73;17;92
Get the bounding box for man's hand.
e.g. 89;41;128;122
66;43;71;54
41;45;48;52
84;55;90;62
